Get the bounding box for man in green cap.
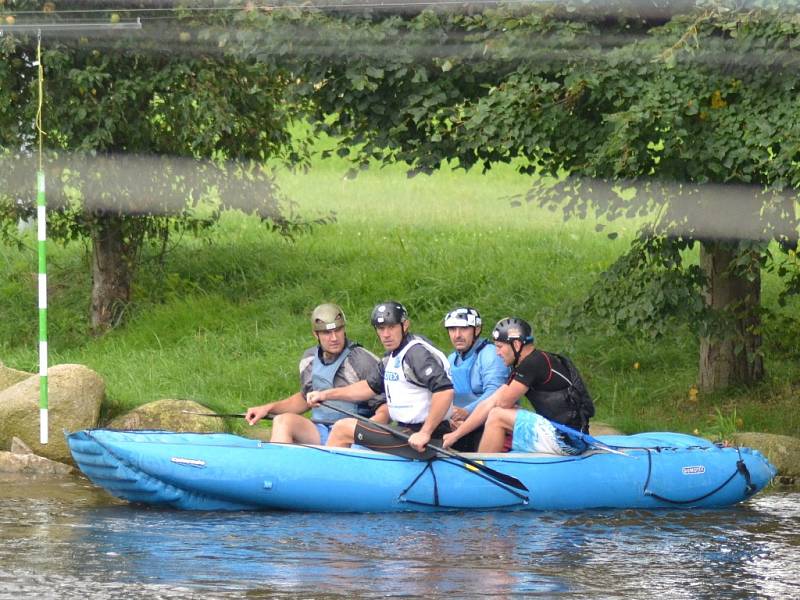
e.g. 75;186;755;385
245;303;387;443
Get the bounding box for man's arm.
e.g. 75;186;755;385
408;388;454;452
442;379;528;448
306;379;378;407
462;347;510;413
245;391;308;425
349;347;387;411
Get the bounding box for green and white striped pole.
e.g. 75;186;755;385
35;29;48;445
21;23;142;445
37;171;48;444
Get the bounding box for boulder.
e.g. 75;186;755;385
0;450;74;475
730;432;800;486
0;364;104;463
10;436;33;454
589;421;624;436
106;398;229;433
0;362;32;392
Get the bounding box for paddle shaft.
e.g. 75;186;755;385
548;419;633;458
318;401;529;493
180;410;272;420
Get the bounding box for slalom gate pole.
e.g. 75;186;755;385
35;31;48;444
8;19;144;444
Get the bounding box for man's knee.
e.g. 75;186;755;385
327;418;356;446
272;413;317;444
485;406;504;426
270;413;295;442
486;407;514;429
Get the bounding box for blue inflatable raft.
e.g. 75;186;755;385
66;429;776;512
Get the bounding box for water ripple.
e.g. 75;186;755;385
0;476;797;599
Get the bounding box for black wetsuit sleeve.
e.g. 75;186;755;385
512;350;551;390
513;350;568;392
299;348;316;398
365;358;386;394
348;347;386;407
403;344;453;393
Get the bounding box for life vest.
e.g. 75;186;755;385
310;342;372;424
525;352;595;433
449;339;490;408
384;338;453;425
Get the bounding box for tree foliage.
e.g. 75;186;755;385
0;0;317;330
1;1;798;388
239;0;800;387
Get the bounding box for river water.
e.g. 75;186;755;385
0;474;797;599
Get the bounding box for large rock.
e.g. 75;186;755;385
106;398;230;433
0;362;32;392
0;444;74;475
0;364;104;463
730;432;800;485
589;421;624;436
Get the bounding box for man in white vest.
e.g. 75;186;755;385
307;300;454;457
245;303;386;443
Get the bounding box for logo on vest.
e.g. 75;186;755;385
384;372;400;381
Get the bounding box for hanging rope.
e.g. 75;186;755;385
36;29;44;170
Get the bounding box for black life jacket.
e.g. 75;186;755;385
526;353;595;433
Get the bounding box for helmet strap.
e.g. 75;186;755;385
463;327;481;354
470;326;481;350
511;340;524;369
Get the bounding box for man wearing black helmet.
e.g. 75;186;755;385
307;300;454;457
442;317;594;455
245;303;386;444
443;306;509;451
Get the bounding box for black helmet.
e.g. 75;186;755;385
443;307;482;329
492;317;534;345
371;301;408;327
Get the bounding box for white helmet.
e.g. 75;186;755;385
443;307;482;328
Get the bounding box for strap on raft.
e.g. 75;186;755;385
643;446;756;505
398;460;529;509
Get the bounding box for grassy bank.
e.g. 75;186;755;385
1;155;798;439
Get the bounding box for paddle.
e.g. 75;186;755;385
548;419;633;458
180;410;272;420
318;401;529;493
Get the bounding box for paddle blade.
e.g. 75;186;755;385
468;462;529;492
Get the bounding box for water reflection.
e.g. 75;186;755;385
1;474;798;599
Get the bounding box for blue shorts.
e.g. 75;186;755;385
511;410;585;455
314;423;333;445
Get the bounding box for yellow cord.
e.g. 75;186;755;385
36;29;44;171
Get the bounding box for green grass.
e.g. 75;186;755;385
1;154;798;438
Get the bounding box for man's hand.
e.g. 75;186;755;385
306;390;328;408
441;431;460;449
245;404;273;426
450;406;469;422
408;430;431;453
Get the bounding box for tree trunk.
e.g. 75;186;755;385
90;214;135;334
698;241;764;392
